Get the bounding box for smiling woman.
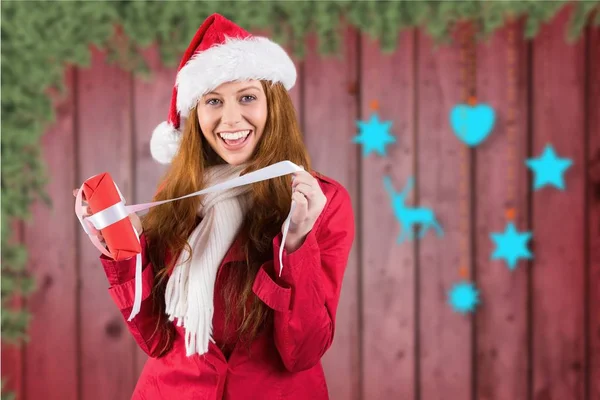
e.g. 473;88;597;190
81;12;355;400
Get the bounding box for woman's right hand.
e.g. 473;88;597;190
73;189;143;245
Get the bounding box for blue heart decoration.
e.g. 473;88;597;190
449;103;496;147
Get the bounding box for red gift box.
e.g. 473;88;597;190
82;173;141;260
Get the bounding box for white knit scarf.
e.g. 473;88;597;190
164;164;251;356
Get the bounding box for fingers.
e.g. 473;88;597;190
291;171;320;198
291;191;308;223
291;170;315;187
293;182;318;199
129;214;143;237
73;189;92;216
74;188;104;243
292;190;308;205
74;202;92;216
96;230;105;244
77;204;92;217
291;172;326;207
73;188;87;201
73;187;113;241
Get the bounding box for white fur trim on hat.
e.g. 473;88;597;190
175;36;296;117
150;121;182;164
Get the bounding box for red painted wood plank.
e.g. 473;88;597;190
77;48;136;400
588;25;600;400
132;45;175;375
22;68;78;400
531;8;586;399
303;27;360;400
475;22;529;400
417;31;472;400
285;54;302;130
287;70;302;128
359;31;416;400
1;222;24;400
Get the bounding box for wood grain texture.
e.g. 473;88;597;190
287;63;302;130
1;224;24;400
22;68;78;400
417;30;473;400
531;8;586;400
359;31;416;400
77;49;137;400
475;23;530;400
131;46;174;377
588;25;600;400
282;40;303;125
302;27;361;400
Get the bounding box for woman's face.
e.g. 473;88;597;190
196;80;267;165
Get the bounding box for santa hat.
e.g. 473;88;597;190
150;13;297;164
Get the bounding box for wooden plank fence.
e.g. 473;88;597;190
2;11;599;400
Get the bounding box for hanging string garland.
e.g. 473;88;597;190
449;23;480;314
489;20;534;271
449;26;496;148
459;23;475;281
506;22;518;218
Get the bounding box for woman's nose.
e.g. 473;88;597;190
221;102;242;127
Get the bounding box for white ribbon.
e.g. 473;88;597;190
75;161;303;321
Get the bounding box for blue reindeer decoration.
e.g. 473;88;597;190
383;176;444;243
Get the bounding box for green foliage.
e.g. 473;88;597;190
1;1;120;347
0;1;597;397
1;380;15;400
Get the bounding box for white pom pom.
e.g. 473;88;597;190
150;121;181;164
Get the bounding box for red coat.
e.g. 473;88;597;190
99;173;355;399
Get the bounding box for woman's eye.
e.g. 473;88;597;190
206;98;221;106
241;95;256;103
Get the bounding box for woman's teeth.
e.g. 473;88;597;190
218;130;251;140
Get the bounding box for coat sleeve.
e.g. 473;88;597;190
99;233;167;358
252;184;355;372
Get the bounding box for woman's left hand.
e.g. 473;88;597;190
283;169;327;252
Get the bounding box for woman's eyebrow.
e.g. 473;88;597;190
236;86;261;93
205;86;260;97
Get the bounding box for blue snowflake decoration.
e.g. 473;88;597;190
448;281;480;314
490;222;533;271
352;113;396;157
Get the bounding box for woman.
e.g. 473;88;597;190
75;13;354;399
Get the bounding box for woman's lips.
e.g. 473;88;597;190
217;129;252;150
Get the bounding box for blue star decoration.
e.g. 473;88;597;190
448;281;480;314
525;144;573;190
490;222;533;270
352;113;396;157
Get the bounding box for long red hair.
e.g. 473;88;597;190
142;81;311;357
